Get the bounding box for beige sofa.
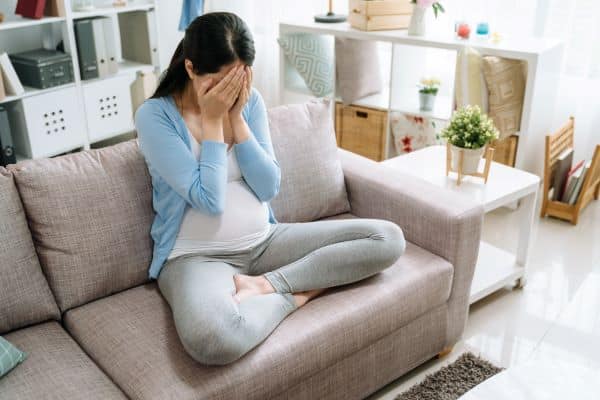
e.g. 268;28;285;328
0;132;482;399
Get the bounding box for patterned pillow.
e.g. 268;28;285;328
335;38;383;105
481;56;526;139
455;47;489;112
278;34;334;97
0;336;26;378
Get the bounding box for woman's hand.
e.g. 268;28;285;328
229;66;252;121
197;65;245;126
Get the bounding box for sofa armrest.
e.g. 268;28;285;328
339;149;484;345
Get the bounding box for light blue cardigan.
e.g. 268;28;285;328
135;88;280;279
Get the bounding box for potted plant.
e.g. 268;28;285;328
441;105;499;174
418;77;440;111
408;0;445;36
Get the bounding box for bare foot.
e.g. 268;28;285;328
233;274;275;303
293;288;327;307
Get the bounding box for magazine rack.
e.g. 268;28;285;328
540;117;600;225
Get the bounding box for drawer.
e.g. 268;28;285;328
83;75;135;143
335;102;387;161
6;86;86;159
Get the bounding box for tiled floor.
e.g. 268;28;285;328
368;198;600;399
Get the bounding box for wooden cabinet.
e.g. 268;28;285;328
335;102;387;161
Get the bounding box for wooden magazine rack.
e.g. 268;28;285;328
540;117;600;225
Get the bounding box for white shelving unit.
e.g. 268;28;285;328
279;20;564;177
0;0;161;160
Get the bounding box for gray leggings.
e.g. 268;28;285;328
158;218;405;366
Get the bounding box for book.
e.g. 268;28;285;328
568;160;591;205
0;53;25;96
15;0;47;19
551;148;573;201
561;160;584;203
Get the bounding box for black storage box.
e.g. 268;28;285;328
9;49;74;89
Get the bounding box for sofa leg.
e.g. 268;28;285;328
437;346;453;358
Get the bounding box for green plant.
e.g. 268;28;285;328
411;0;445;18
418;77;440;95
441;105;499;149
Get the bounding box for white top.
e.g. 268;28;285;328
382;145;540;212
167;131;271;260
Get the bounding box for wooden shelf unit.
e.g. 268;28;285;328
540;117;600;225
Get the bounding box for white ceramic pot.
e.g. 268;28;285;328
450;144;485;174
419;92;436;111
408;5;427;36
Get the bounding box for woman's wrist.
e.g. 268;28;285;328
201;117;225;142
230;115;251;143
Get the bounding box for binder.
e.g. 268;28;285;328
119;10;158;66
102;17;119;75
0;107;16;167
0;69;5;101
91;18;109;78
74;19;99;80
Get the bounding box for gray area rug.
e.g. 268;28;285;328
395;352;503;400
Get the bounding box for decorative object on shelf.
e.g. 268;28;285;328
418;76;440;111
476;22;489;39
540;117;600;225
315;0;347;23
407;0;444;36
9;49;74;89
349;0;412;31
491;31;502;44
481;56;526;139
44;0;66;17
390;111;444;155
335;37;382;104
15;0;47;19
457;22;471;39
278;34;334;97
72;0;95;12
441;105;499;184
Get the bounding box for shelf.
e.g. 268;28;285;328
0;15;66;31
81;60;155;85
470;241;522;304
0;83;77;105
71;2;154;19
391;90;453;121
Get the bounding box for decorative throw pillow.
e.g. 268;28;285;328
0;336;26;378
455;47;489;112
481;56;526;139
335;38;383;105
278;34;334;97
390;112;446;155
268;99;350;222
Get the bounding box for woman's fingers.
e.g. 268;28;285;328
246;67;252;91
211;65;240;93
196;78;213;97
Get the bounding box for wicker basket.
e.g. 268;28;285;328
491;135;518;166
335;102;387;161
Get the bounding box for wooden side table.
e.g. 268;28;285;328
383;145;540;304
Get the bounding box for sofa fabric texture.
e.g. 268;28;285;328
64;238;452;400
0;322;127;400
8;140;154;312
0;168;60;334
268;99;351;222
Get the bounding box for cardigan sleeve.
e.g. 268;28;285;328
234;88;281;202
135;100;228;215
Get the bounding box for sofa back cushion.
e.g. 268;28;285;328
0;168;60;334
9;140;154;312
268;99;350;222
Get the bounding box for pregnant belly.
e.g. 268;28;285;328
176;181;270;244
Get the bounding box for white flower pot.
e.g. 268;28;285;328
408;5;427;36
450;144;485;174
419;93;436;111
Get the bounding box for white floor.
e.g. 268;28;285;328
368;198;600;399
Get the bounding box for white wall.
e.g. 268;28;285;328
156;0;184;71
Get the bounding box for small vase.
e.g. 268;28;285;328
419;93;436;111
408;5;427;36
450;144;485;174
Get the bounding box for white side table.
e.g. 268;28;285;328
383;145;540;304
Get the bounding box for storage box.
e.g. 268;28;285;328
335;102;387;161
5;86;86;158
491;135;518;166
82;75;134;143
349;0;413;31
9;49;74;89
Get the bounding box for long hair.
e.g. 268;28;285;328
151;12;255;99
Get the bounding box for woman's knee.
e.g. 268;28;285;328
177;314;248;366
372;219;406;265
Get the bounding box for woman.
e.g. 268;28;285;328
135;12;405;366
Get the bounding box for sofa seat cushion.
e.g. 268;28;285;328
0;322;127;400
63;240;453;400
